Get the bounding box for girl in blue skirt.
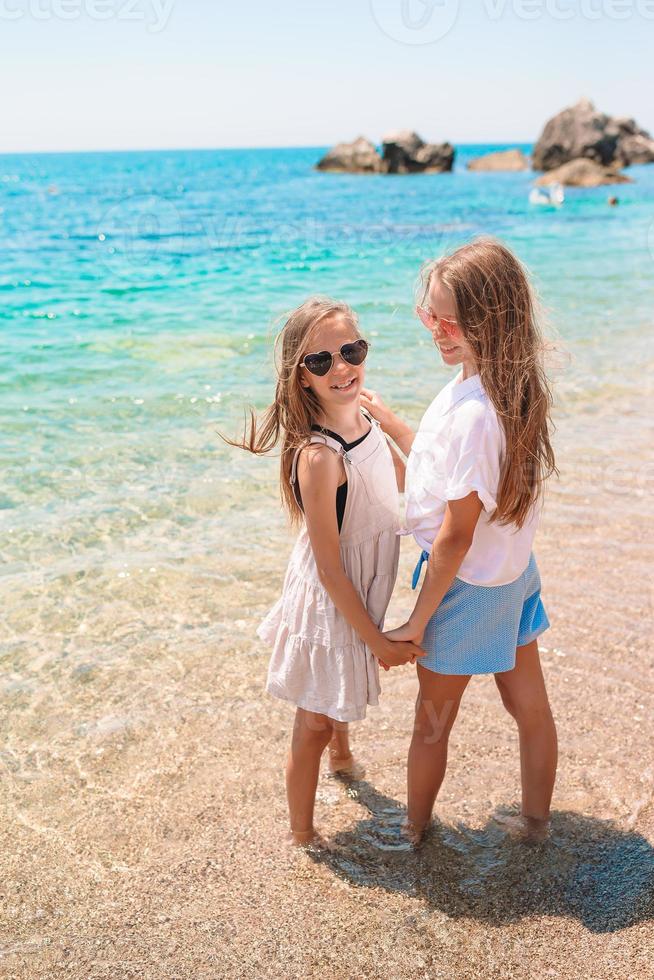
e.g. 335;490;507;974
362;238;559;844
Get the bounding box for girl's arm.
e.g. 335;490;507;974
360;388;415;457
298;444;425;669
385;491;483;644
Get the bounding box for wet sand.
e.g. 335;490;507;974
2;413;653;979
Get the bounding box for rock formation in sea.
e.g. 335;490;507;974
534;158;633;188
532;99;654;171
315;137;385;174
613;122;654;165
381;130;454;173
466;148;529;171
315;132;454;174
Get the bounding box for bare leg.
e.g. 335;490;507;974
285;707;333;844
406;665;471;841
494;639;558;833
328;720;353;772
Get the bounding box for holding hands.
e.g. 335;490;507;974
384;620;425;646
377;621;426;671
373;636;425;672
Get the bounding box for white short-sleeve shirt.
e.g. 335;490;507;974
404;370;540;586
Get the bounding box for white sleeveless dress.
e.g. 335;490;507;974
257;413;401;722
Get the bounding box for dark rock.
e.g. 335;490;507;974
467;148;529;171
382;130;454;173
381;130;423;173
614;133;654;166
607;115;654;164
533;99;616;170
534;158;633;188
315;131;455;175
413;142;455;173
533;98;654;170
315;137;384;174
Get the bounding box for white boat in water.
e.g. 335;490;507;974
529;182;565;207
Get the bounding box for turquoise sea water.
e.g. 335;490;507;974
1;145;653;688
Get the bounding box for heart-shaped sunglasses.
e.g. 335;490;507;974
300;338;369;377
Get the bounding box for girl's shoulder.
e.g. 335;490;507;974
421;379;494;430
297;437;340;463
416;388;503;461
295;438;343;484
453;392;503;444
454;388;497;426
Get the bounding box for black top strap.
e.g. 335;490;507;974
310;423;371;451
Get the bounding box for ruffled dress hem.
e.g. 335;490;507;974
265;682;378;723
261;622;382;723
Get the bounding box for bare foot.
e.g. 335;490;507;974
492;811;551;843
286;828;331;850
327;751;365;780
400;818;428;847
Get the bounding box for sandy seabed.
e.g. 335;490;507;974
1;417;653;979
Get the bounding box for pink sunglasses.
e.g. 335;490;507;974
416;305;462;339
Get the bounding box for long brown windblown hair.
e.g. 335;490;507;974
419;238;558;528
223;297;361;525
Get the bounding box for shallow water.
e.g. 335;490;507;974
1;146;653;851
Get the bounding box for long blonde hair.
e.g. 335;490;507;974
225;297;360;525
419;237;558;527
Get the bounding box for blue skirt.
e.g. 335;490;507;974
412;551;550;675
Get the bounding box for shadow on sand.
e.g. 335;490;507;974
309;778;654;933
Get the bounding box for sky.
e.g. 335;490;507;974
0;0;652;153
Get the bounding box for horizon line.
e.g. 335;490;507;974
0;139;536;158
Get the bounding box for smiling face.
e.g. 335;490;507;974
425;274;477;374
299;315;365;408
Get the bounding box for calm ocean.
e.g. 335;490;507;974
1;145;653;691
